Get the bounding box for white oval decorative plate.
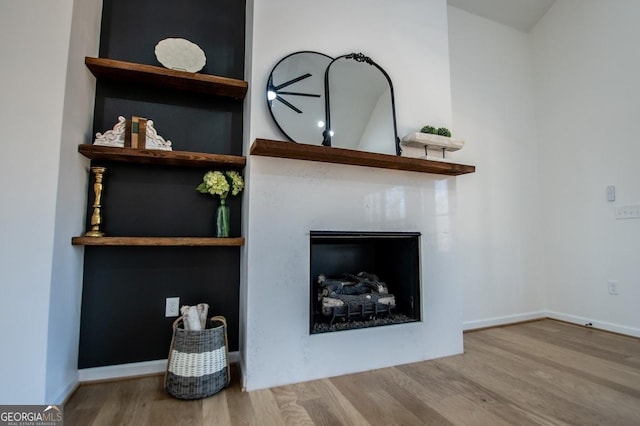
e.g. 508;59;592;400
154;38;206;73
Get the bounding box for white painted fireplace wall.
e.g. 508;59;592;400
242;0;463;391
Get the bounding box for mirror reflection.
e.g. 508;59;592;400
266;51;400;156
323;53;399;155
266;51;333;145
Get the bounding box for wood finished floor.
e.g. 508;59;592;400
65;320;640;425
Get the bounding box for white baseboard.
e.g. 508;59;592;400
50;377;79;405
76;313;637;384
238;354;247;392
463;311;547;331
463;311;639;338
79;351;240;383
545;311;640;338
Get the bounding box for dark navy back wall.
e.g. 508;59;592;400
79;0;245;368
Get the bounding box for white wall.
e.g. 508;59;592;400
447;7;544;329
239;0;256;385
532;0;640;335
0;0;73;403
46;0;102;403
0;0;99;403
449;0;640;336
247;0;453;145
244;0;462;390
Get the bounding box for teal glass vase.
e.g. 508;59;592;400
216;202;230;238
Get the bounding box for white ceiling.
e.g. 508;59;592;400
448;0;556;33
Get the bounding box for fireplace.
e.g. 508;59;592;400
244;154;462;391
310;231;421;334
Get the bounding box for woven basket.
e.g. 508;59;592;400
165;315;230;400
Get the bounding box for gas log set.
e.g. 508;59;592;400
310;232;421;334
317;272;396;324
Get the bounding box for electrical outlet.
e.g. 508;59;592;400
165;297;180;317
607;281;619;296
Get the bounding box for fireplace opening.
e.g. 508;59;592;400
310;231;421;334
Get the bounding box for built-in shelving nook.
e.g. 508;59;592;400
76;0;247;370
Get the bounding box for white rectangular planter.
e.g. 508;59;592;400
401;132;465;151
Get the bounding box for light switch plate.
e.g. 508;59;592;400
607;185;615;202
615;204;640;220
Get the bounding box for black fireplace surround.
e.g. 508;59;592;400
310;231;421;334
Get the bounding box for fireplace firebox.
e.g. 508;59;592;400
310;231;421;334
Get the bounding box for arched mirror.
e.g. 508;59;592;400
323;53;400;155
266;51;333;145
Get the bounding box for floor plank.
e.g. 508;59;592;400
65;320;640;425
443;337;633;425
515;320;640;368
270;386;316;426
395;361;541;426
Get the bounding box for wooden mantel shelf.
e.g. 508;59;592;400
72;237;245;247
250;139;476;176
85;57;248;100
78;144;245;168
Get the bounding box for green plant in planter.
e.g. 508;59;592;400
420;125;437;134
421;125;452;137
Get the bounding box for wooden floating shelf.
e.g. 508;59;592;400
85;57;248;100
72;237;245;247
78;145;246;168
250;139;475;176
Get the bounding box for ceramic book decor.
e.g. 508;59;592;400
125;116;145;148
94;116;127;147
94;116;173;151
155;38;206;73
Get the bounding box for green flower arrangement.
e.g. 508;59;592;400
197;170;244;204
196;170;244;238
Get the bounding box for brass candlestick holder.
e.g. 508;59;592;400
85;166;107;237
